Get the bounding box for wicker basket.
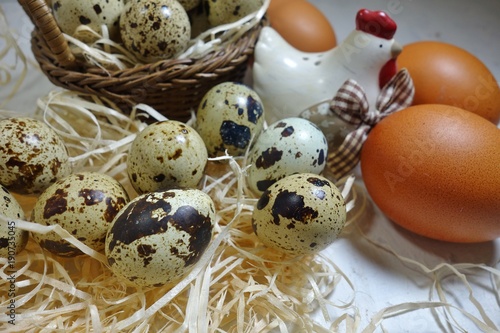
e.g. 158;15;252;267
18;0;264;121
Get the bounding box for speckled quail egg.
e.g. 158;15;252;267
0;185;28;258
52;0;125;40
105;189;215;288
0;117;72;195
252;173;346;256
31;172;129;257
195;82;265;157
205;0;263;26
127;120;208;194
120;0;191;62
246;117;328;195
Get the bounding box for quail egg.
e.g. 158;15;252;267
127;120;208;194
52;0;125;40
120;0;191;62
0;185;28;258
205;0;263;26
0;117;72;195
105;189;216;288
195;82;265;157
246;117;328;195
252;173;346;256
31;172;129;257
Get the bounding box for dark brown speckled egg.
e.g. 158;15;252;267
194;82;265;158
252;173;346;256
0;117;72;195
52;0;125;40
120;0;191;62
31;172;130;257
205;0;263;26
105;189;215;288
246;117;328;196
0;185;28;258
127;120;208;194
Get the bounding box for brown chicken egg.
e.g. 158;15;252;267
360;104;500;243
266;0;336;52
397;41;500;124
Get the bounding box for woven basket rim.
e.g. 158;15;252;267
30;23;262;78
20;0;266;120
21;0;265;76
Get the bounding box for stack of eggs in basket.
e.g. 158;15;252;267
2;0;346;291
50;0;264;62
0;0;351;290
7;0;500;293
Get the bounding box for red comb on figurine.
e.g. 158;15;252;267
356;9;397;40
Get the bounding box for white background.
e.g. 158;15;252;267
1;0;500;332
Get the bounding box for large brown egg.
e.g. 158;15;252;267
360;104;500;243
397;41;500;124
266;0;336;52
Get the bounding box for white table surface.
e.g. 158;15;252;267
1;1;499;332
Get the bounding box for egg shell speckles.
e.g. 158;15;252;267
195;82;265;157
0;185;28;257
120;0;191;62
252;173;346;256
52;0;125;39
105;189;216;288
127;120;208;194
205;0;263;26
0;117;72;195
31;172;130;257
246;117;328;195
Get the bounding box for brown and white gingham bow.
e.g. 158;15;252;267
327;69;414;180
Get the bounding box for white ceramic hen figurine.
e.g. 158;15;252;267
253;9;402;123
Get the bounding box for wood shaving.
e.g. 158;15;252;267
1;4;500;332
0;90;360;332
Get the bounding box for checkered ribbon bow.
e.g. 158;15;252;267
327;69;414;180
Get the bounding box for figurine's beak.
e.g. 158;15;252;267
391;42;403;59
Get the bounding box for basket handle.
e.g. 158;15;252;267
18;0;76;68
